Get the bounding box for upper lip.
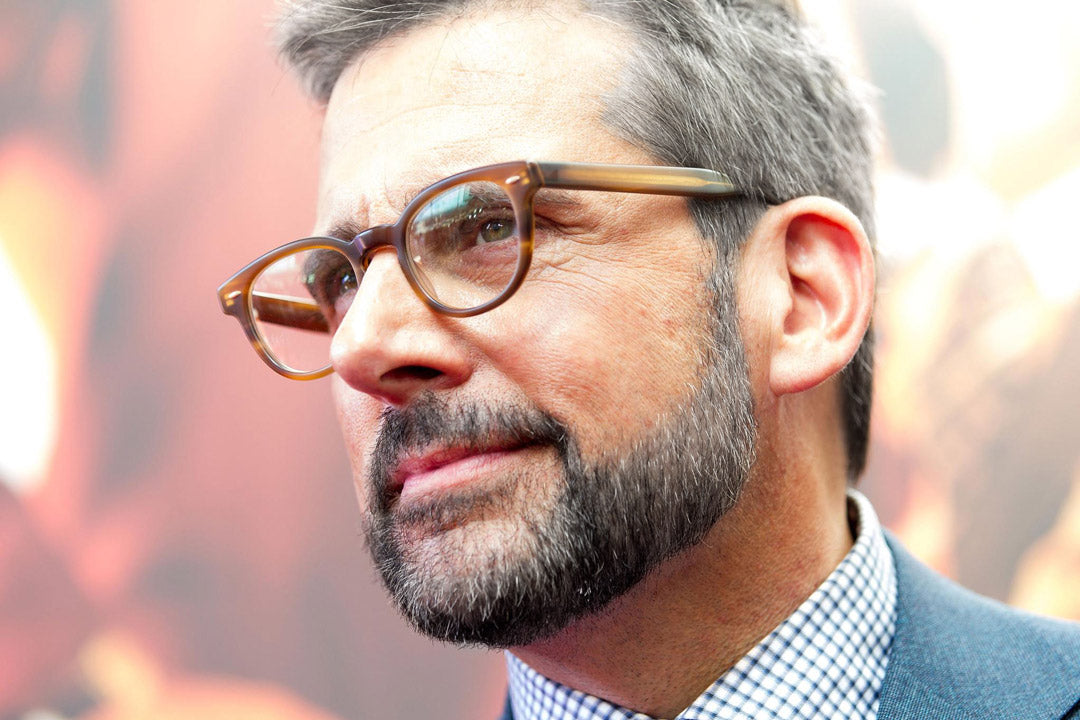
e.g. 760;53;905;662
388;440;528;492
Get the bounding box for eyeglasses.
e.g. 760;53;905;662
217;160;740;380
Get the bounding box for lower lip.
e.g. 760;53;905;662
396;449;523;504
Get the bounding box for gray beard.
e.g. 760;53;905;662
362;276;757;647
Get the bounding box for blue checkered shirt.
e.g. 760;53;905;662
506;490;898;720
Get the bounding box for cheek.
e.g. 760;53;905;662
332;377;382;500
484;260;711;454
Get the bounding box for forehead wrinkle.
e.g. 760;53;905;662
344;97;548;139
446;64;529;80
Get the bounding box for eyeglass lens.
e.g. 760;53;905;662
248;180;522;374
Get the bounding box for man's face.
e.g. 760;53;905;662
319;7;756;645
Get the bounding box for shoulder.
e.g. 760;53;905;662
880;532;1080;720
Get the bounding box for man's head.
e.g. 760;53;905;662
269;0;876;647
279;0;877;476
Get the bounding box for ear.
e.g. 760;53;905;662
755;197;875;396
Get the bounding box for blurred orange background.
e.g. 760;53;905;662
1;1;1078;717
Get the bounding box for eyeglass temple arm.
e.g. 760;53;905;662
251;291;330;334
534;161;738;197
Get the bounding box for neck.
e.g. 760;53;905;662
510;463;852;718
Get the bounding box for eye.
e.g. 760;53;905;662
325;264;358;304
477;218;515;245
303;250;359;324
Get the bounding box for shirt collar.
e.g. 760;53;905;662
506;490;898;720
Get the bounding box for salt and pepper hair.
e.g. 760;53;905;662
275;0;878;480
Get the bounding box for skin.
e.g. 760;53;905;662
318;5;875;718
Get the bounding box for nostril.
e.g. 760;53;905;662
381;365;443;383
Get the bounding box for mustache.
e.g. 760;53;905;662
367;394;568;510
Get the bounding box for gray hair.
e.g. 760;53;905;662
275;0;878;480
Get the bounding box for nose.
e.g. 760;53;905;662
330;249;472;407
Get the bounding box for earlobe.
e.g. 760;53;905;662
766;197;875;396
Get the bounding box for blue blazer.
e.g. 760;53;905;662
498;534;1080;719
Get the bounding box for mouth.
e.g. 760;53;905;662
388;441;533;505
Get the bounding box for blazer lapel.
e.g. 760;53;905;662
878;533;1080;720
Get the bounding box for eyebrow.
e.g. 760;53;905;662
533;188;589;209
321;170;454;241
323;182;592;242
325;217;366;242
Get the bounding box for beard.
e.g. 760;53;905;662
362;273;757;647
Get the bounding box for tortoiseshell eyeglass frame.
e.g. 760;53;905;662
217;160;741;380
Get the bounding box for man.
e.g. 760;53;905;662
218;1;1080;718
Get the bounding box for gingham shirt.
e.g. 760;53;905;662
506;490;898;720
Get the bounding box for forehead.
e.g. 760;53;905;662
317;5;637;222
